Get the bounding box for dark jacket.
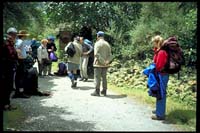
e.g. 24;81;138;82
47;42;57;55
1;35;18;70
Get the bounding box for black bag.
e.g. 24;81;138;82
66;42;76;57
24;67;38;94
160;37;185;74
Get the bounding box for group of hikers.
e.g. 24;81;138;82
1;27;112;113
64;31;112;96
1;26;181;121
1;27;58;111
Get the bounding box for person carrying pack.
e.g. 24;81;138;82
64;34;82;88
148;35;170;121
31;38;41;62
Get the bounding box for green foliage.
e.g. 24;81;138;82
4;2;196;65
3;2;46;39
45;2;142;36
129;2;197;65
3;2;197;131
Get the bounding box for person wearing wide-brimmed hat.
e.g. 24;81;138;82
13;30;30;98
15;30;30;59
1;27;18;110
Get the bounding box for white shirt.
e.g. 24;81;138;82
37;44;49;63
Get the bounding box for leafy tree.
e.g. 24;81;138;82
3;2;45;39
128;2;197;64
44;2;141;32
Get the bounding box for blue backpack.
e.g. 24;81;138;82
58;62;66;75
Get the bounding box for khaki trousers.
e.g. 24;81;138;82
94;67;108;90
80;56;89;79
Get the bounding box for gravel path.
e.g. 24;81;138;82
8;76;181;131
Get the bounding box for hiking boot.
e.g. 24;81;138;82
91;89;100;96
101;90;107;96
151;115;165;120
71;81;77;88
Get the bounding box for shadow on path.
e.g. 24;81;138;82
5;94;96;131
4;77;96;131
105;94;127;99
78;86;94;90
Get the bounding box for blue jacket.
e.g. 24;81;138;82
143;63;165;99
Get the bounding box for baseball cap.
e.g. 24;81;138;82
7;27;17;34
97;31;104;36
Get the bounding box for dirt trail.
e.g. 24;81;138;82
6;76;181;131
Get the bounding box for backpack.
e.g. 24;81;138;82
31;41;41;59
58;62;67;75
66;42;76;57
160;36;185;74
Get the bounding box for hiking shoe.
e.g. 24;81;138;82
101;90;107;96
91;90;100;96
71;82;77;88
151;115;165;120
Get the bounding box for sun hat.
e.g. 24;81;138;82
17;30;30;36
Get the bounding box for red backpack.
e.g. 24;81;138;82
160;36;185;74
